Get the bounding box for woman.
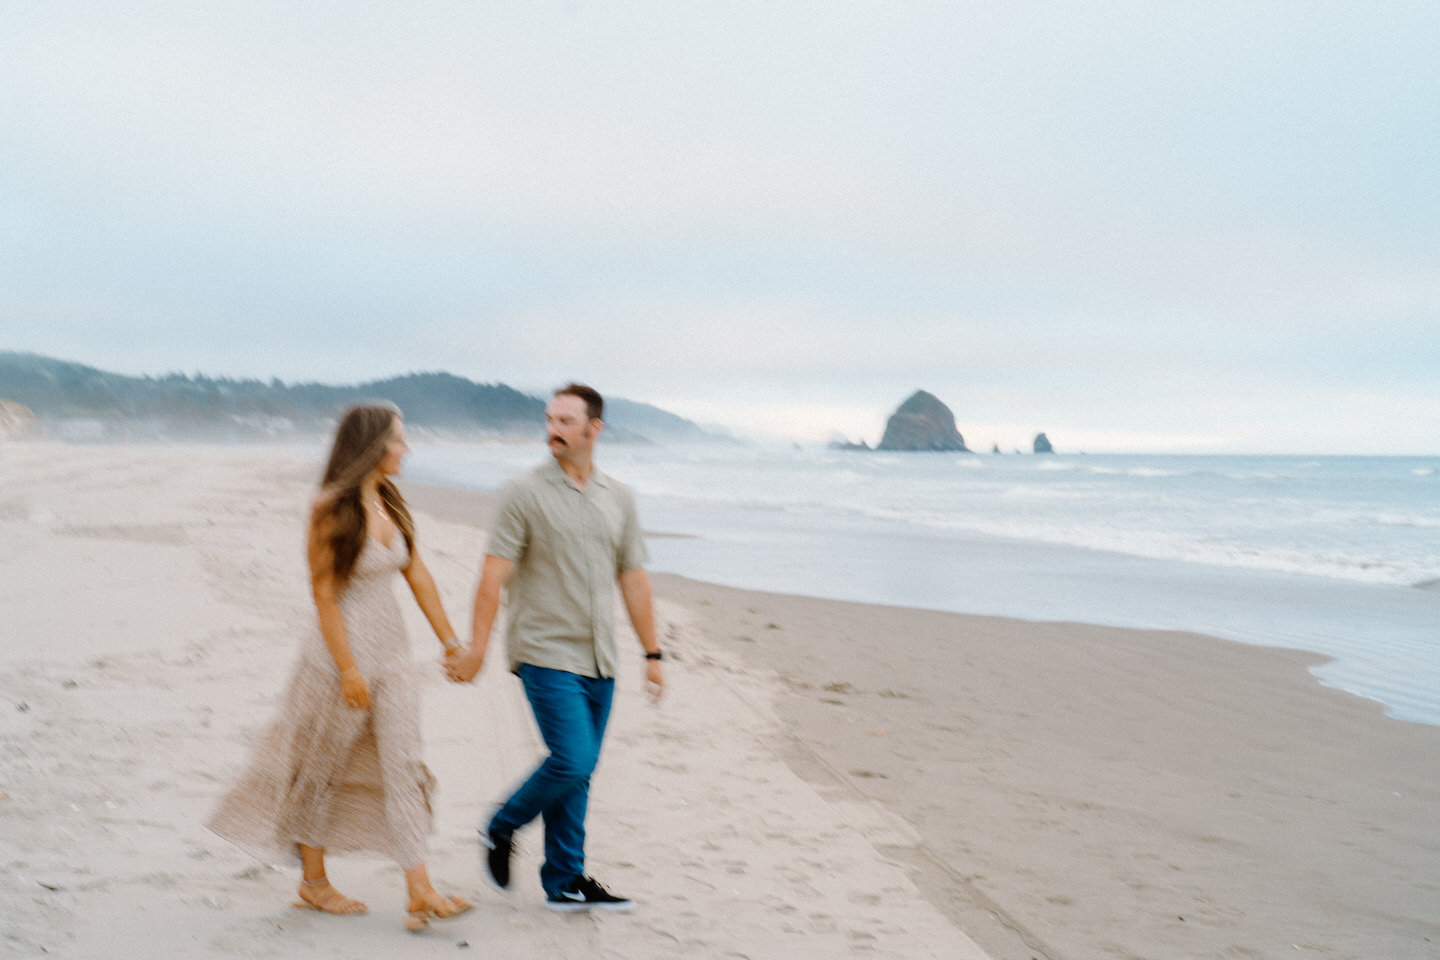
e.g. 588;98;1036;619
208;404;471;932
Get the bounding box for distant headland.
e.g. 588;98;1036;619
0;351;728;445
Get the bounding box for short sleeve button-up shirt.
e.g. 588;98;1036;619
486;459;649;679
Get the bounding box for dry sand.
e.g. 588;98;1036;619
0;442;981;960
3;441;1439;959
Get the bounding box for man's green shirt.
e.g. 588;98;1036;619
486;459;649;678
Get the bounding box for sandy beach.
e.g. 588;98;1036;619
4;441;1439;959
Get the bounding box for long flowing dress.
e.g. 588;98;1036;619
207;533;435;869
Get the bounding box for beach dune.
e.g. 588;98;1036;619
3;441;1439;959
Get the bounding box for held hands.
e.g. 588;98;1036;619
444;646;484;684
339;666;370;709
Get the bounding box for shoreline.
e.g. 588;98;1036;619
403;477;1440;958
407;447;1440;730
411;477;1440;731
4;444;1440;958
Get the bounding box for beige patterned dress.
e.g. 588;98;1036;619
207;533;435;869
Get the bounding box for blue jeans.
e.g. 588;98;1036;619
488;665;615;894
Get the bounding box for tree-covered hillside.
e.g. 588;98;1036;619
0;352;723;443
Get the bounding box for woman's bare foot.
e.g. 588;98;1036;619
294;878;367;915
404;887;472;931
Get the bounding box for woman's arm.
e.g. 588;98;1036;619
309;505;369;709
402;549;460;653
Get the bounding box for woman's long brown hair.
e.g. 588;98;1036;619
311;404;415;590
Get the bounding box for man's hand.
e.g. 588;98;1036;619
445;646;484;684
644;658;664;704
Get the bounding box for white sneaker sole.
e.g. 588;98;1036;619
545;899;636;913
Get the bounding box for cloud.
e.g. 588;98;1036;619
3;2;1438;451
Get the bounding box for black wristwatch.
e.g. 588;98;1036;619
645;650;664;661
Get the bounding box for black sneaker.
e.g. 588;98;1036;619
482;829;513;891
545;876;635;913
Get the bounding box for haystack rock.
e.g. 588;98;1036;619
876;391;969;452
1033;432;1054;454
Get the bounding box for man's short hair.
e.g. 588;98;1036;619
555;383;603;422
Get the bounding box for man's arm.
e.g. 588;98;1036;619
446;554;515;683
619;566;663;703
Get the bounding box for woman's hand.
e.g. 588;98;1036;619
444;647;484;684
339;666;371;709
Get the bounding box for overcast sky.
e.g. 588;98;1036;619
3;1;1437;452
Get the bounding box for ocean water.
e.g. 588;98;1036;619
408;443;1440;727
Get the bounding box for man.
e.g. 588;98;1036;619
445;383;664;912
